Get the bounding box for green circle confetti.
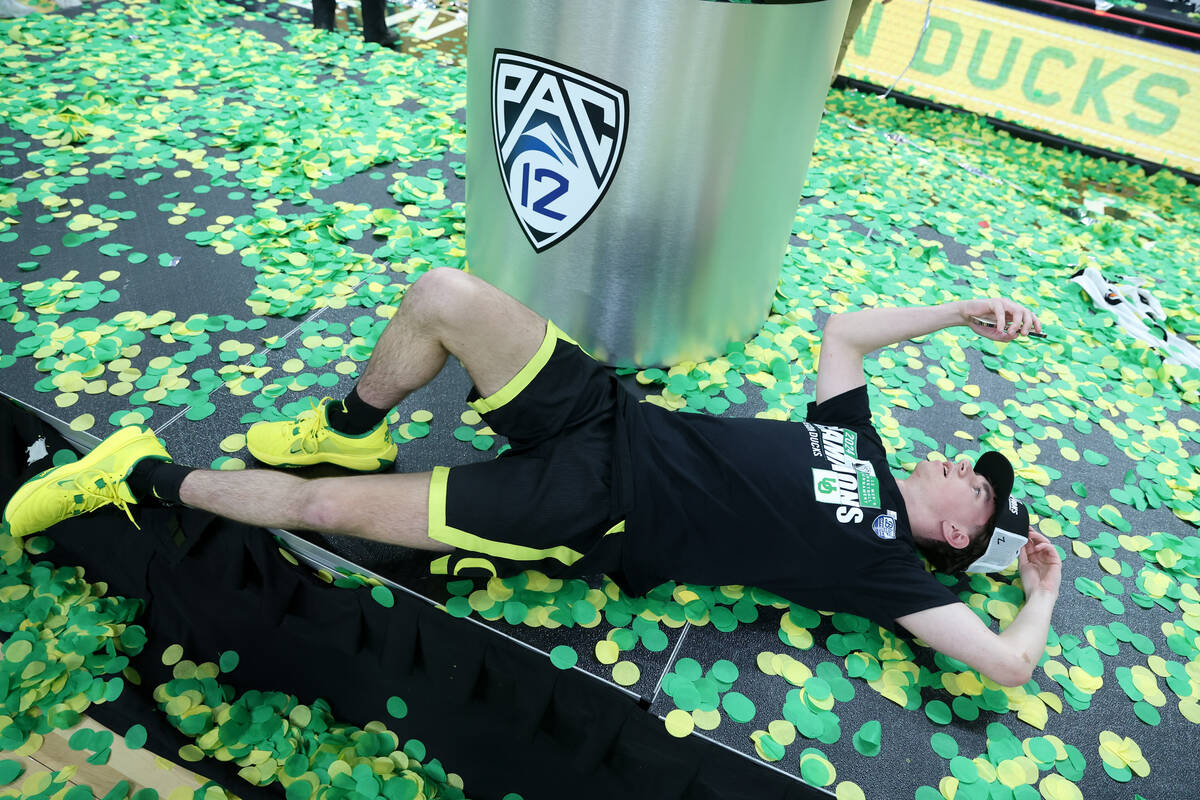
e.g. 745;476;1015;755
371;585;395;608
124;724;148;750
549;645;578;670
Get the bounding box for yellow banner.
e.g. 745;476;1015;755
842;0;1200;174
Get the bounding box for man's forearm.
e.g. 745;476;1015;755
824;302;965;356
997;589;1058;682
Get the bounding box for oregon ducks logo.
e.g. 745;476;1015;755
491;49;629;252
812;469;844;504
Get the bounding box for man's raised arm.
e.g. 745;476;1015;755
815;297;1041;404
896;529;1062;687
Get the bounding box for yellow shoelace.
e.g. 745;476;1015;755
75;472;140;531
296;399;333;454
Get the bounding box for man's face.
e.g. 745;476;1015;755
914;457;996;541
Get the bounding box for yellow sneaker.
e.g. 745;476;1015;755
2;425;171;537
246;398;397;472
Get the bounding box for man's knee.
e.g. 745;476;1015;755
403;267;477;328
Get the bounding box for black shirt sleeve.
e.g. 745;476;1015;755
842;554;962;628
805;385;873;431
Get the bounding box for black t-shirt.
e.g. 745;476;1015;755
616;385;958;628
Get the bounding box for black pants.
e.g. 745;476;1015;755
312;0;389;43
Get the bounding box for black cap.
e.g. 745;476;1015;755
974;451;1031;538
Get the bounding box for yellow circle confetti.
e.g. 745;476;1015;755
767;719;796;746
68;413;95;432
834;782;866;800
1039;774;1083;800
612;661;640;686
219;434;247;453
594;640;619;665
664;709;693;738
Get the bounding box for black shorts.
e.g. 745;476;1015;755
427;322;627;582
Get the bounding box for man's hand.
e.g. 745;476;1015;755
1018;527;1062;599
957;298;1042;341
898;529;1061;687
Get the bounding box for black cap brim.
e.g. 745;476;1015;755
974;450;1030;537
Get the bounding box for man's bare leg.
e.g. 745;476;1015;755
8;269;552;543
169;268;549;547
177;468;452;551
353;266;549;409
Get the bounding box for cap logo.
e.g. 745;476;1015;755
1009;496;1019;515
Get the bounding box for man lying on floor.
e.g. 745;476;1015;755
4;268;1061;687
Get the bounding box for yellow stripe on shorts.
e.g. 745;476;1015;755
467;321;574;415
427;466;586;566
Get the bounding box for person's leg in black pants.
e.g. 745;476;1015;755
360;0;395;46
311;0;335;30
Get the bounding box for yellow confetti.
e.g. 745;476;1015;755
691;709;721;731
1039;691;1063;714
68;413;95;432
767;719;796;746
612;661;640;686
219;434;247;453
996;759;1026;788
664;709;693;738
594;640;618;665
162;644;184;666
834;782;866;800
1068;666;1103;693
1130;667;1166;707
1038;773;1083;800
1016;694;1048;730
1039;518;1063;538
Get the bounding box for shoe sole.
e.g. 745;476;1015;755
254;452;397;472
2;425;160;534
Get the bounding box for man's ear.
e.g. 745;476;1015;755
940;519;971;550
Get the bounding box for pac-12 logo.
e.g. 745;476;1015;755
491;49;629;252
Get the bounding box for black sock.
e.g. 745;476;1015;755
127;458;194;505
325;386;390;435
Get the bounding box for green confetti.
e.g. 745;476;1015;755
852;720;882;756
124;724;148;750
720;691;756;723
0;761;23;786
549;645;577;669
371;585;395;608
